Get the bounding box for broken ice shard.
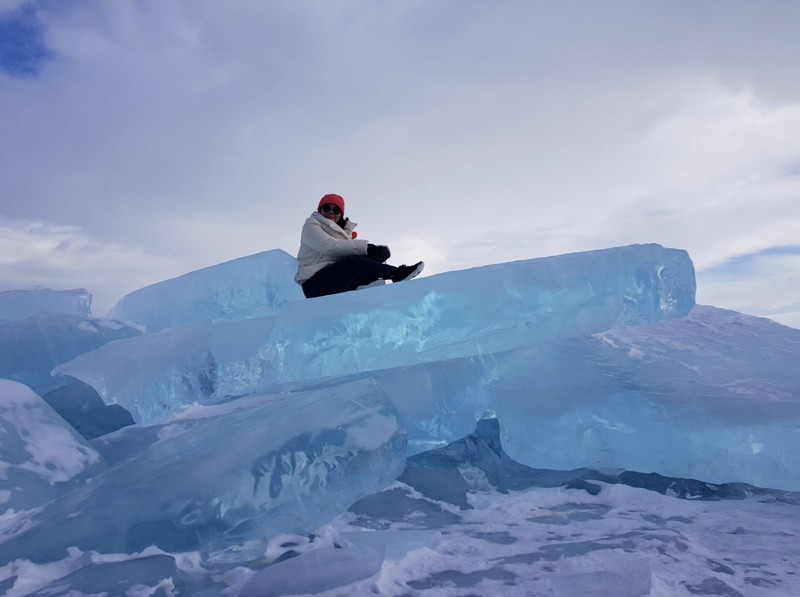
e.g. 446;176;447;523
0;313;142;395
0;288;92;323
0;378;406;564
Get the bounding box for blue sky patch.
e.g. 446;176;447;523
702;245;800;277
0;3;51;77
782;159;800;177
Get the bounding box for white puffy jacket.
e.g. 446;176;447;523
295;211;369;284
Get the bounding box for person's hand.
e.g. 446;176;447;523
367;244;391;262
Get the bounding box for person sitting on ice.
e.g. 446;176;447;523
295;193;425;299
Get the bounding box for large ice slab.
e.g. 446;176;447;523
270;243;695;371
0;378;406;565
57;317;273;425
50;246;800;489
108;249;304;331
0;380;105;513
490;306;800;490
346;306;800;490
0;313;141;395
57;244;696;424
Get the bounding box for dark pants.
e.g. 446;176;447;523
302;255;394;298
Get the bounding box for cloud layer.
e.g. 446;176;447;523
1;0;799;322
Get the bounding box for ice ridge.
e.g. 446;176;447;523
56;244;696;425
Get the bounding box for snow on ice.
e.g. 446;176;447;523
0;378;405;567
0;380;104;513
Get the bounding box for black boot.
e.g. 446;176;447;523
391;261;425;283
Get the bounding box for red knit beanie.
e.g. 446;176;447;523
318;193;345;214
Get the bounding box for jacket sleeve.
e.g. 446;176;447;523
301;218;368;257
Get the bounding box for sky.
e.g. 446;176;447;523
0;0;798;327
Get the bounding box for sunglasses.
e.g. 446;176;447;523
321;204;342;215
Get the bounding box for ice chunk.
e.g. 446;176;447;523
0;313;142;395
51;251;798;490
349;306;800;491
264;243;695;373
0;380;105;513
0;378;406;565
397;414;793;506
108;249;303;331
491;306;800;490
56;317;279;424
56;244;695;424
0;288;92;323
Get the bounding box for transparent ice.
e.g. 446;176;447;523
56;243;696;424
0;288;91;324
50;244;800;490
490;305;800;490
0;313;141;395
108;249;303;332
0;378;405;565
1;243;798;596
0;313;141;440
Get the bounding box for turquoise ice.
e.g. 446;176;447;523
108;249;303;331
0;378;405;564
56;243;696;424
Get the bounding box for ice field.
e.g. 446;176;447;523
1;244;799;596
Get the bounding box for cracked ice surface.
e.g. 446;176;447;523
0;378;406;564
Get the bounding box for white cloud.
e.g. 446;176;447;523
1;0;800;317
0;217;183;315
698;251;800;329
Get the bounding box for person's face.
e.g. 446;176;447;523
320;203;342;222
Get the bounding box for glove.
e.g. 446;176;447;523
366;244;391;262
